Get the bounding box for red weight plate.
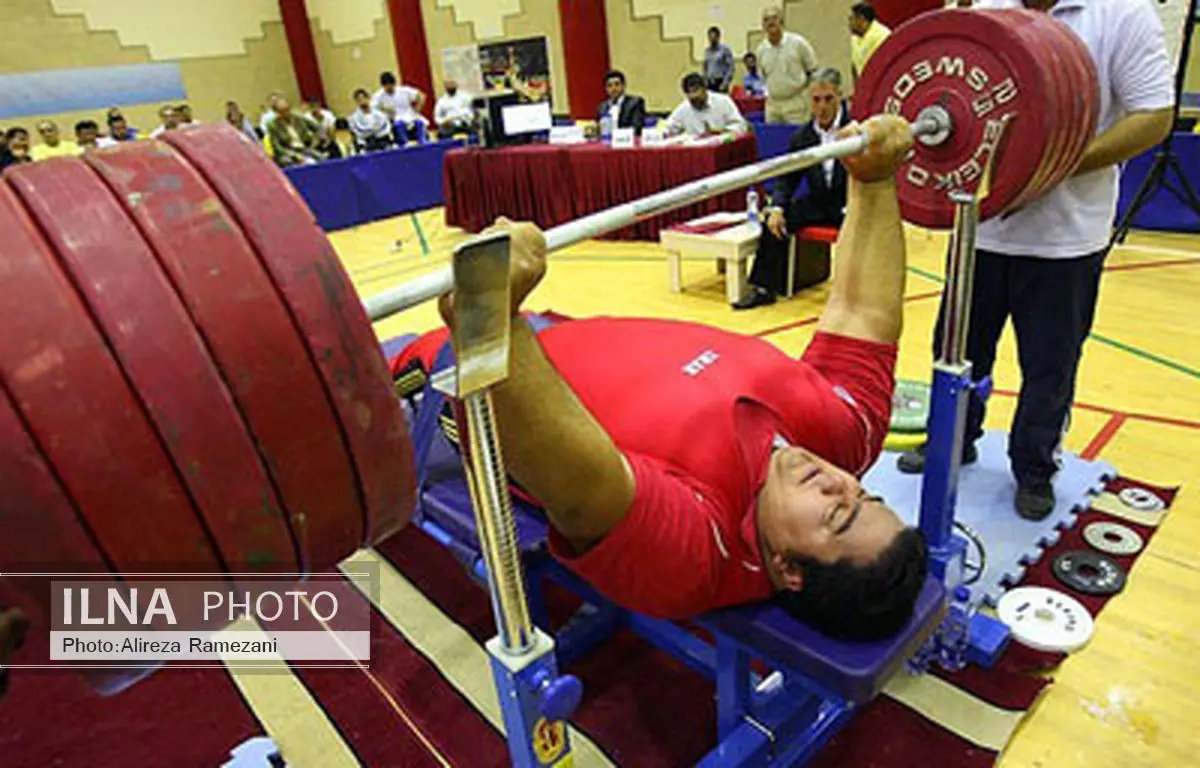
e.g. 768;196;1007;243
0;393;155;695
855;8;1054;228
1057;21;1101;182
5;159;298;575
164;125;414;550
0;181;221;575
1001;10;1070;210
85;140;361;572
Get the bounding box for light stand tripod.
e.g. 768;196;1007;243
1113;0;1200;242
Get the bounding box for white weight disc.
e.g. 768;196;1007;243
1118;487;1165;512
1083;521;1144;556
997;586;1094;654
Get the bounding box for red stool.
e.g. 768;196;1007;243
786;226;838;296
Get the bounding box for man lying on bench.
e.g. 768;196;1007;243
400;115;925;641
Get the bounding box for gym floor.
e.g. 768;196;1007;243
338;209;1200;768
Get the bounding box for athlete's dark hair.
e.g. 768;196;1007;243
774;527;928;641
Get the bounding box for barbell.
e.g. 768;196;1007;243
0;6;1098;695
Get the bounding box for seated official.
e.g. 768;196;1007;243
664;73;748;139
596;70;647;135
349;88;396;152
395;116;927;641
743;52;767;97
266;99;327;167
736;68;850;310
435;80;477;139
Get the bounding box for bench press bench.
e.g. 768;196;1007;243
389;328;949;766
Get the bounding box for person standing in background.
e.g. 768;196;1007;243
757;5;820;124
31;120;79;160
704;26;735;93
849;3;892;83
896;0;1174;520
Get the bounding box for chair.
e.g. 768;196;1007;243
785;226;837;297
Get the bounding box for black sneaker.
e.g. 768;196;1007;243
732;287;776;310
896;441;978;475
1015;480;1056;521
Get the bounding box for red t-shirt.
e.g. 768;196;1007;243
392;317;896;619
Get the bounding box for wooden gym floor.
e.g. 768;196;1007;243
335;209;1200;768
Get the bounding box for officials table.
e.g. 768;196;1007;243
443;136;760;241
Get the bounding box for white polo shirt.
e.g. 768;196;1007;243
372;86;426;124
665;92;747;137
973;0;1174;258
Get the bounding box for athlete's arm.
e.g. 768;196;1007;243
439;221;635;552
815;116;912;346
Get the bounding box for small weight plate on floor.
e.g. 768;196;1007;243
890;379;930;434
1083;521;1144;556
1118;487;1165;512
1052;549;1127;596
997;586;1094;653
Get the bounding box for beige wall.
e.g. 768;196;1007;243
308;0;400;116
606;0;856;113
0;0;295;138
422;0;569;108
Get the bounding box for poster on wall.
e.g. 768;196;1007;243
476;37;552;103
441;44;485;96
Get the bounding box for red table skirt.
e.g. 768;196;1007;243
443;136;759;241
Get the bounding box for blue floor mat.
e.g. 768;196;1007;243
864;430;1116;607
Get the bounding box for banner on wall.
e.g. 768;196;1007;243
441;37;552;104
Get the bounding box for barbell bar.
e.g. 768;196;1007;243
363;106;953;322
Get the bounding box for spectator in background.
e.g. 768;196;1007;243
596;70;647;135
703;26;735;93
2;127;32;168
349;88;395;152
664;73;747;138
849;3;891;83
32;120;79;160
261;92;284;133
332;118;356;158
150;105;181;138
177;104;197;125
743;52;767;97
434;79;476;139
107;112;137;142
75;120;114;151
757;5;819;124
372;72;427;141
226;101;260;142
304;100;337;142
266;98;325;167
735;68;850;310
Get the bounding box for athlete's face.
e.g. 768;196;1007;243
755;445;904;591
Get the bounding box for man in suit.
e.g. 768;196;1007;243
735;68;850;309
596;70;647;135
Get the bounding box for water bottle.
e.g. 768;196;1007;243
747;189;760;230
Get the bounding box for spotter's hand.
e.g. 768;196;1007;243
439;217;548;326
839;115;914;184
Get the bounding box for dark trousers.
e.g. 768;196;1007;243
749;200;843;296
934;248;1106;484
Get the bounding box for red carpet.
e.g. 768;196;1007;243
0;477;1177;767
